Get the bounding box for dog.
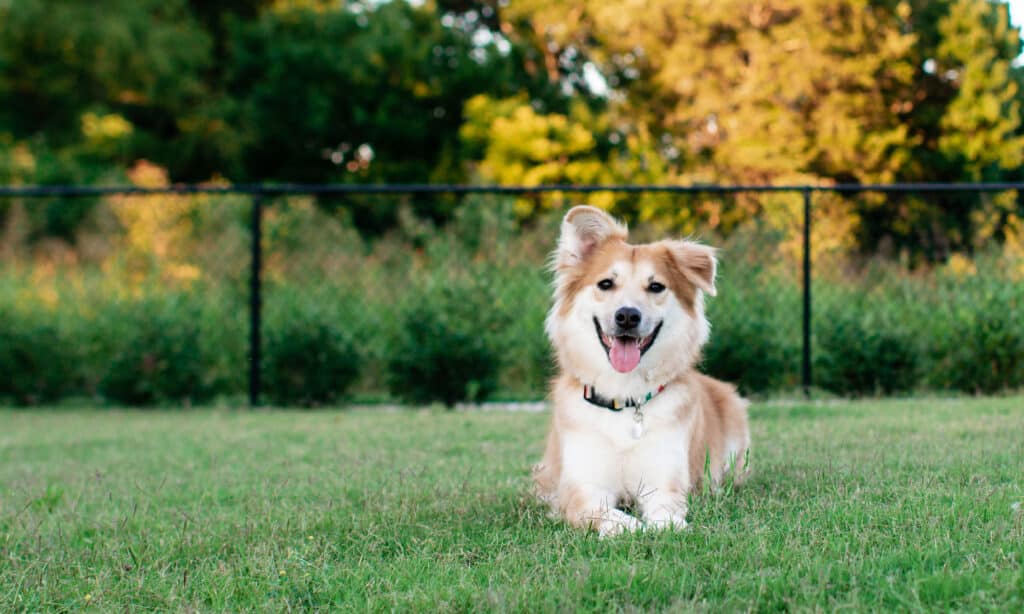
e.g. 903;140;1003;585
533;205;751;537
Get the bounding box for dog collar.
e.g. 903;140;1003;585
582;383;666;412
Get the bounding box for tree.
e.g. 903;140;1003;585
858;0;1024;259
476;0;1024;259
460;94;677;221
0;0;212;153
222;1;558;185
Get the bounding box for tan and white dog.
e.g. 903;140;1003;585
534;205;751;537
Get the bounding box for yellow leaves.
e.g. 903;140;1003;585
461;95;610;217
412;82;433;98
165;264;202;284
486;105;595;163
972;190;1019;248
459;94;499;145
5;143;37;181
125;160;170;189
580;0;924;186
109;161;202;287
465;96;598;164
27;281;60;311
36;285;60;310
270;0;336;13
80;111;134;158
935;0;1024;177
81;112;133;143
945;253;977;278
565;122;598;153
519;162;562;186
1002;212;1024;262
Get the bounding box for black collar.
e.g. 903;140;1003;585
582;384;666;412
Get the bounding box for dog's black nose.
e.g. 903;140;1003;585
614;307;642;330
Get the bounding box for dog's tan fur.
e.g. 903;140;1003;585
534;206;750;536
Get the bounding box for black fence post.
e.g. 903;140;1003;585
802;187;813;397
249;192;264;407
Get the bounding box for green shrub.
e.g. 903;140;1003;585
0;309;74;405
5;216;1023;407
99;295;214;405
703;314;797;394
196;302;248;399
262;301;361;407
926;288;1024;394
814;300;919;396
702;271;800;394
490;266;552;399
386;277;505;406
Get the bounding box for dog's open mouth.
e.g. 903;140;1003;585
593;318;662;373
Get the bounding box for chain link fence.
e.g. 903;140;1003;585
2;183;1023;407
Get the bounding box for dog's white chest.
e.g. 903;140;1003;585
559;392;691;494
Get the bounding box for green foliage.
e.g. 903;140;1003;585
852;0;1024;260
0;308;73;405
0;0;210;139
98;294;216;405
262;300;361;407
814;296;920;396
490;270;553;398
4;0;1024;259
488;0;1024;258
387;277;506;406
223;1;539;185
926;283;1024;394
0;0;562;192
4;195;1024;406
446;197;555;396
0;0;215;179
702;272;800;394
0;142;120;242
0;0;211;237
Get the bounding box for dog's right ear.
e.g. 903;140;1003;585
555;205;628;268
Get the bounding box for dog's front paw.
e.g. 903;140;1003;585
645;514;689;531
597;509;643;538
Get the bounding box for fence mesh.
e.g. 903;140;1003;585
2;184;1023;407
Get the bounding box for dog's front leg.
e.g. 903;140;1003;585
559;483;642;537
638;484;689;530
556;433;642;537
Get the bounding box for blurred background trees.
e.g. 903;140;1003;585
1;0;1023;259
4;1;1024;404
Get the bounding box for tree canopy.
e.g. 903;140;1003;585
1;0;1022;257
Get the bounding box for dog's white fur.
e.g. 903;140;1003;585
534;206;751;536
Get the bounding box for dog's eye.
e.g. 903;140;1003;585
597;279;614;291
648;282;666;293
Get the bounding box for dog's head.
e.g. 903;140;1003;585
545;205;717;391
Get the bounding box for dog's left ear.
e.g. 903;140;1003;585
666;241;717;296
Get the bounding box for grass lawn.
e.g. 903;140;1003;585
2;397;1023;612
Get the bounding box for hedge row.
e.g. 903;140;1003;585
2;263;1023;407
0;267;552;407
703;261;1024;396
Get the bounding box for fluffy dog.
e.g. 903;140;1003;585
533;205;751;536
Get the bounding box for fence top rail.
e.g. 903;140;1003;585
2;182;1024;198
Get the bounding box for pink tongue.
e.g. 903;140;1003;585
609;337;641;373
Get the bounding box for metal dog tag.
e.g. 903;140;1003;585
632;412;644;439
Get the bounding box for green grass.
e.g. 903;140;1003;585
2;398;1023;612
